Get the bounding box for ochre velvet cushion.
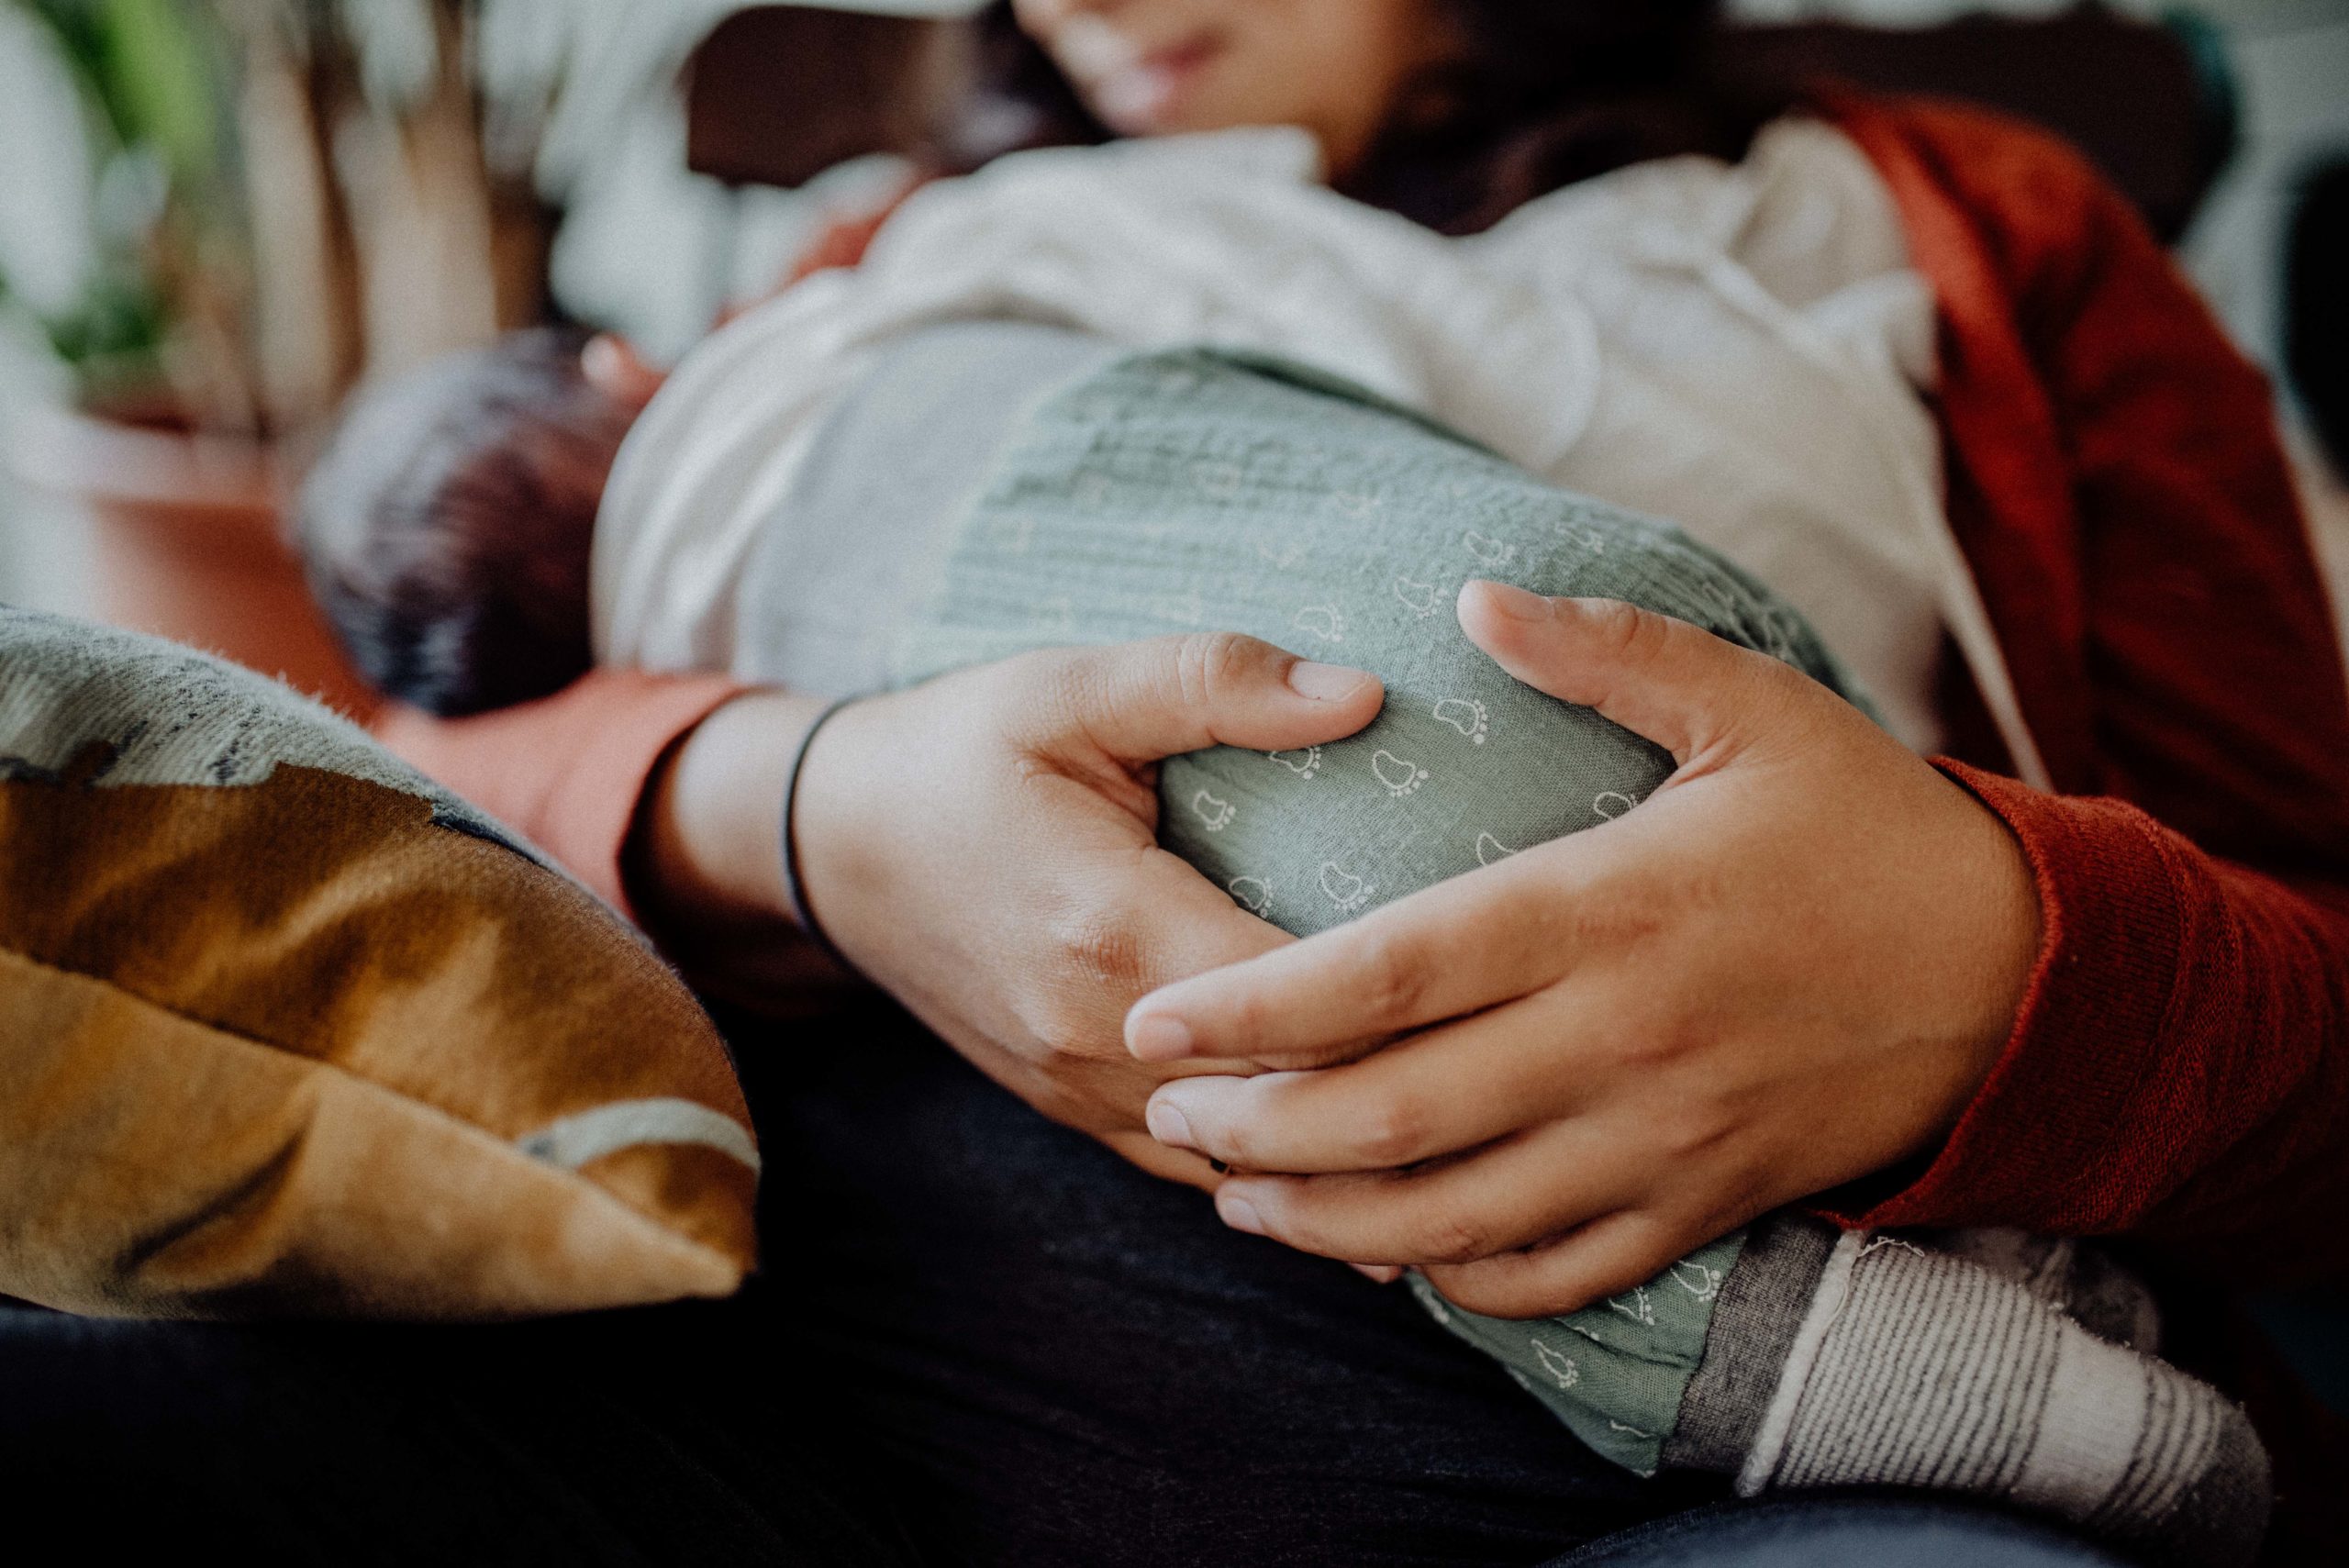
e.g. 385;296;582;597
0;608;757;1318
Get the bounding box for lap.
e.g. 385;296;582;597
0;1290;910;1566
0;1002;1725;1566
748;1005;1720;1566
1548;1497;2139;1568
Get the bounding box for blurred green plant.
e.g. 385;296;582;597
0;0;552;437
3;0;242;420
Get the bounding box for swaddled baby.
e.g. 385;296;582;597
298;319;2266;1564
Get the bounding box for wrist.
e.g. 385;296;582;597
1924;767;2048;1136
785;691;896;974
778;697;865;969
630;688;826;929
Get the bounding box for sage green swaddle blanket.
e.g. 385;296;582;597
875;345;1867;1476
716;328;2273;1554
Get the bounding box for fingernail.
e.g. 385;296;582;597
1475;581;1553;622
1128;1014;1194;1062
1217;1191;1265;1236
1349;1262;1404;1284
1287;661;1373;701
1145;1099;1196;1150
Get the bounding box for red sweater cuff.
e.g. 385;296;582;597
1828;761;2195;1234
373;671;747;919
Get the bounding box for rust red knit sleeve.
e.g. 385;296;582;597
1825;95;2349;1280
374;669;745;920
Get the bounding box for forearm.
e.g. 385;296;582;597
624;688;860;1008
372;668;746;915
1841;764;2349;1280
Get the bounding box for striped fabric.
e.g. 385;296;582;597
1744;1233;2271;1566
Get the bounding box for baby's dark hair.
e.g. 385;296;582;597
297;327;630;717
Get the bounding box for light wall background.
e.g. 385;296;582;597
4;0;2345;618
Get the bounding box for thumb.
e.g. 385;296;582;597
1035;632;1383;764
1456;581;1793;764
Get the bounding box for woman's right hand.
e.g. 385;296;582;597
792;634;1384;1187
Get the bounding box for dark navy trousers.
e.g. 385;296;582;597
0;1002;2126;1567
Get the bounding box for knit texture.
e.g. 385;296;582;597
1745;1233;2270;1567
885;348;1863;1473
372;92;2349;1530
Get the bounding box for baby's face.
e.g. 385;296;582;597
1010;0;1453;174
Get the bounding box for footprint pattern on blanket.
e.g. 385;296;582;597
1433;697;1488;744
1592;790;1641;821
1372;750;1430;797
1227;876;1272;915
1391;575;1445;617
1319;862;1375;915
1462;530;1516;567
1292;603;1346;644
1191;790;1236;832
1533;1340;1581;1391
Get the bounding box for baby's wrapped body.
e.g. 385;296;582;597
719;323;2268;1562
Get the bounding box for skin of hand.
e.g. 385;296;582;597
758;632;1386;1192
629;687;859;1012
1124;581;2044;1317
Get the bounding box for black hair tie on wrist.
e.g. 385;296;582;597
780;695;862;974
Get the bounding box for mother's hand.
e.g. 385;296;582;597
794;634;1384;1189
1126;583;2043;1313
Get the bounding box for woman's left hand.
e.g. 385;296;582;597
1125;581;2044;1318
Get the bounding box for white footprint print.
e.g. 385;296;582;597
1266;746;1323;779
1227;876;1271;915
1671;1260;1722;1303
1319;862;1376;915
1592;791;1640;822
1391;575;1445;618
1461;530;1516;567
1533;1340;1581;1391
1292;604;1346;644
1190;789;1235;832
1372;751;1430;797
1474;832;1520;867
1432;697;1488;744
1607;1285;1655;1327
